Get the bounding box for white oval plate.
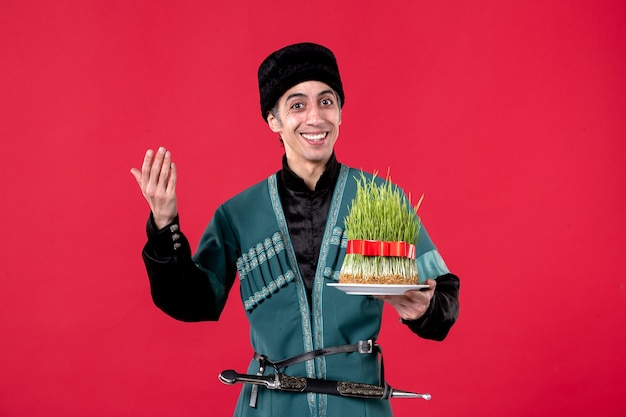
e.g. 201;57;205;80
327;283;429;295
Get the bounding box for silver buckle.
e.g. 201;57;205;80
358;339;373;354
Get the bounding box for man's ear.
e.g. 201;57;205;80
267;113;282;133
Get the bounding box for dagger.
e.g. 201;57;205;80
219;369;431;400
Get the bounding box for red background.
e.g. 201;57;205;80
1;1;625;416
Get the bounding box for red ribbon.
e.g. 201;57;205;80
346;240;416;260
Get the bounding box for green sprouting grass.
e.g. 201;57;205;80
344;172;421;243
340;172;423;283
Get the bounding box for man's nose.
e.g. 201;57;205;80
306;104;323;124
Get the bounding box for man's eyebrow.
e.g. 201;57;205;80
317;89;335;98
285;89;336;102
285;92;307;101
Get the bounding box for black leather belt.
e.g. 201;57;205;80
253;339;378;369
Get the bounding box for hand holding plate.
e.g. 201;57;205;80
375;279;436;321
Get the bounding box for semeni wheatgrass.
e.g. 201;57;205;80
339;172;423;284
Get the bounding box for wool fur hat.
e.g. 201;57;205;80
258;42;345;121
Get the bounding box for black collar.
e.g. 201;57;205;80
279;153;340;193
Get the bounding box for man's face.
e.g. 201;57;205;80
267;80;342;170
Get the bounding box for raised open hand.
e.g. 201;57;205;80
131;147;178;229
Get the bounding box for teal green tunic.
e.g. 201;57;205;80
192;166;450;417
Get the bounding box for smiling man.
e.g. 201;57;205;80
131;42;460;417
267;81;341;190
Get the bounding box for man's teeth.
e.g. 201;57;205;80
302;133;326;141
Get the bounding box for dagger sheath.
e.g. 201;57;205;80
219;370;431;400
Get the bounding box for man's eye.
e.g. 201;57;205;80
321;98;333;106
291;103;303;110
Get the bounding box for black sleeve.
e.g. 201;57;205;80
402;273;460;341
141;214;221;322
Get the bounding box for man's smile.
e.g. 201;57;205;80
301;132;328;141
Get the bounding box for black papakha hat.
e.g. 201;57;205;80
258;42;345;121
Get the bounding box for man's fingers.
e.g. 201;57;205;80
166;161;177;193
141;149;155;184
145;147;168;197
158;150;172;191
150;147;166;186
378;281;436;321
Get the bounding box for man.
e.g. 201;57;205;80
131;42;459;417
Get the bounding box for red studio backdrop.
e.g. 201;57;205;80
1;1;625;416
